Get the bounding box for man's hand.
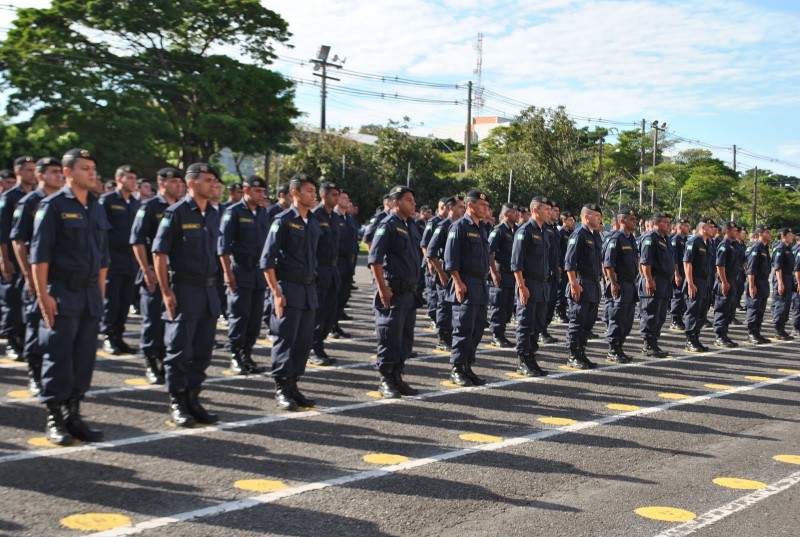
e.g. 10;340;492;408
143;267;158;294
721;281;730;296
39;293;58;328
518;285;530;306
570;281;583;302
491;271;501;288
273;291;287;319
675;274;683;287
749;286;757;299
687;282;697;299
645;277;656;297
163;289;178;321
224;271;237;294
778;282;785;297
378;284;393;308
1;260;15;282
610;281;620;300
454;279;467;303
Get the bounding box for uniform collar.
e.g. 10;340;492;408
154;193;170;205
182;194;200;212
61;185;97;205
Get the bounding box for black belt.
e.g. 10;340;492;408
170;272;216;288
389;278;417;294
276;267;317;285
232;253;257;270
49;271;98;291
523;271;550;282
318;260;337;268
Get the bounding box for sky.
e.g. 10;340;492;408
1;0;799;178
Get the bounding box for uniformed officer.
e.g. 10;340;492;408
309;182;342;365
603;208;639;363
510;196;552;376
745;225;771;344
555;210;575;323
362;194;391;248
220;182;243;212
669;220;690;330
368;185;422;397
638;212;675;357
30;148;109;446
10;157;64;395
541;201;561;344
564;203;603;369
488;203;518;348
733;227;749;315
0;155;37;360
792;236;800;337
331;190;357;337
420;198;448;328
130;167;184;384
443;190;491;386
99;165;140;355
261;173;321;410
771;228;795;340
153;162;222;427
683;219;716;352
263;182;291;334
427;196;465;351
711;222;740;347
219;175;271;374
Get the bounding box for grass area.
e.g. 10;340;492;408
359;242;369;255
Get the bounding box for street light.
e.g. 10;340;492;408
651;120;667;167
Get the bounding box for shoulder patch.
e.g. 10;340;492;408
223;212;232;222
568;237;577;245
609;239;616;249
489;230;497;239
13;206;22;219
644;238;652;246
516;232;524;241
448;231;456;239
35;206;47;221
270;222;280;233
136;208;146;219
375;227;385;237
160;215;171;228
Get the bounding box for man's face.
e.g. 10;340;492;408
563;216;575;229
451;199;465;219
505;209;518;224
395;192;416;219
230;188;243;202
16;162;36;186
698;223;710;240
40;165;64;191
783;232;794;245
66;159;98;191
760;230;771;244
245;186;266;207
337;192;351;212
584;210;601;231
189;172;218;201
739;230;747;241
725;227;738;241
138;181;153;199
532;203;551;223
293;182;318;210
322;188;340;209
622;214;636;233
437;201;447;216
469;198;488;220
657;218;671;235
211;181;223;202
680;222;690;236
551;207;560;222
162;177;183;201
422;208;432;220
117;172;137;194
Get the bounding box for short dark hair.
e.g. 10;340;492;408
289;173;318;192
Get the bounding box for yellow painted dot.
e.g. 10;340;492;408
659;393;692;400
255;339;273;347
538;417;578;426
713;477;767;490
704;383;736;390
7;390;31;398
95;351;114;359
558;365;582;371
432;349;450;355
774;454;800;465
505;372;527;378
745;375;772;381
423;328;436;333
440;380;464;388
234;479;287;493
28;437;81;448
363;453;410;465
370;355;377;360
306;362;326;369
460;433;503;443
165;420;215;428
366;391;382;398
0;357;23;365
222;369;235;376
635;506;696;523
607;403;641;412
778;368;800;374
124;378;150;386
60;513;132;531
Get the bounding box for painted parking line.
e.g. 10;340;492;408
0;340;794;464
81;371;800;537
651;469;800;537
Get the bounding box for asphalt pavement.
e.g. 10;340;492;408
0;261;798;537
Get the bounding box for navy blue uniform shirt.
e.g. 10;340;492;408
99;189;140;275
367;212;422;308
443;215;489;304
312;205;342;288
427;216;455;260
773;241;794;285
10;187;47;246
260;205;320;310
219;200;269;289
746;241;770;281
684;235;712;281
30;187;110;316
488;221;516;287
421;214;443;250
670;233;687;277
130;194;171;283
0;184;29;268
363;209;388;244
510;219;550;280
544;221;560;274
604;230;638;282
715;237;739;281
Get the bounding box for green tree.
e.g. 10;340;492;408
0;0;298;173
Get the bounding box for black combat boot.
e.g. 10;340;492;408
289;377;316;407
643;337;668;358
144;352;165;384
775;326;793;341
606;342;630;364
45;402;73;446
378;364;402;398
567;348;590;370
491;334;513;348
309;346;332;366
169;390;196;427
577;347;597;369
274;378;298;410
186;387;219;424
230;348;248;375
464;363;487;385
64;399;103;442
517;353;547;377
714;334;738;348
6;333;24;361
685;334;704;352
449;363;471;386
27;355;43;396
538;330;558;344
392;364;419;396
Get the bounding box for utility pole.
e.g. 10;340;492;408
732;144;737;173
752;166;758;226
310;45;343;133
639;118;645;209
465;81;472;171
597;134;604;205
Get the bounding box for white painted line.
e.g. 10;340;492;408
652;470;800;537
85;371;800;536
0;340;792;463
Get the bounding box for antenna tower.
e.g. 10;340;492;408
474;33;484;117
